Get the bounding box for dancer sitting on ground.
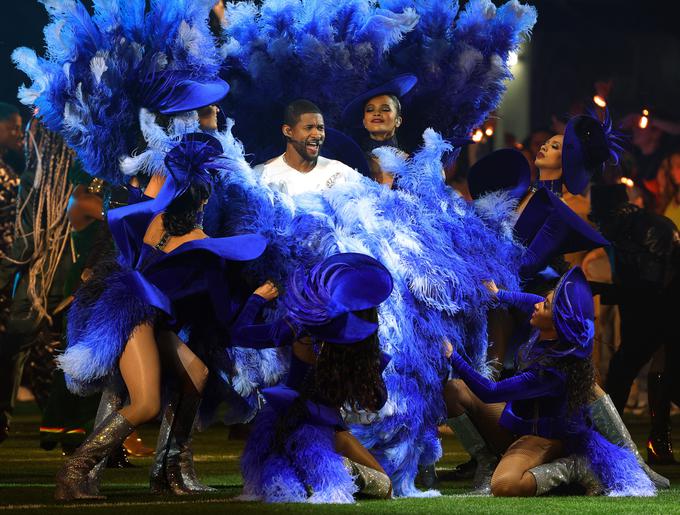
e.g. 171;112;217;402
54;133;267;501
234;253;393;502
444;268;658;497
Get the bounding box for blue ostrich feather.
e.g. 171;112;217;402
221;0;536;156
207;119;519;497
582;428;656;497
13;0;224;184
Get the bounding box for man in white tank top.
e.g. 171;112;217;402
253;99;361;196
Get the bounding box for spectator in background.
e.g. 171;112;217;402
0;103;22;257
655;148;680;228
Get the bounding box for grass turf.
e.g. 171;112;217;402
1;402;679;514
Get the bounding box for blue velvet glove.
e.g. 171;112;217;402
230;294;299;349
449;351;563;404
496;289;545;314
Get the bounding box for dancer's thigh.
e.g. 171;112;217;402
118;323;161;425
335;430;386;474
445;379;515;454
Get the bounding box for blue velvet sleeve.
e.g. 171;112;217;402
230;294;298;349
450;352;563;404
496;289;545;314
519;211;569;280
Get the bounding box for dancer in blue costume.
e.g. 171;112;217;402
444;267;656;497
232;253;394;502
54;133;267;500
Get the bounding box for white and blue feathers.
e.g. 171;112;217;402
208;122;522;498
221;0;536;155
12;0;222;184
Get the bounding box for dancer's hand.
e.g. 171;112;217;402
443;338;454;359
483;280;499;296
254;280;279;301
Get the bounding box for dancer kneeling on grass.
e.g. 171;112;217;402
444;267;657;497
54;133;267;500
233;253;393;502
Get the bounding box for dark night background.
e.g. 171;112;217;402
1;0;679;136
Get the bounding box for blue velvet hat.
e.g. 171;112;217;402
341;74;418;128
515;187;609;280
550;267;595;358
468;149;531;201
137;70;230;115
285;253;393;344
562;109;625;195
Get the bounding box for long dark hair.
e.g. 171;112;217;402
517;335;595;416
162;181;211;236
273;308;386;450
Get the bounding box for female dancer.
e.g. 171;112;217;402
341;75;417;187
54;133;266;500
444;267;656;496
233;253;393;502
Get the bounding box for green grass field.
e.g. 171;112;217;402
1;402;679;514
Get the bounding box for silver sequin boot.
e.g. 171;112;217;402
529;454;602;496
85;383;127;496
589;394;670;490
149;393;215;495
54;411;135;501
447;413;497;495
342;458;392;499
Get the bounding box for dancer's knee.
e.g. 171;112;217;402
125;396;160;425
444;379;468;417
491;472;532;497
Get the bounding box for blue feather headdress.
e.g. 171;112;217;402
12;0;226;184
220;0;536;156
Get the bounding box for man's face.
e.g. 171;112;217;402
0;113;23;154
283;112;325;161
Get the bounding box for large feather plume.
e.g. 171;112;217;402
13;0;223;184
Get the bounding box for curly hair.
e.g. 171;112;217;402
162;181;211;236
272;308;386;451
554;355;595;415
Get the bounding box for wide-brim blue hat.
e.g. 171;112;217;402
514;187;609;254
468;149;531;201
252;128;371;177
562;115;611;195
137;70;230;115
286;253;393;345
341;74;418;128
551;266;595;358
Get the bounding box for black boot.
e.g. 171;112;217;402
647;372;677;466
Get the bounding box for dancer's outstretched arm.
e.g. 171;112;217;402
449;351;562;405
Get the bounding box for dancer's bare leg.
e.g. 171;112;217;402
490;435;564;497
118;324;161;426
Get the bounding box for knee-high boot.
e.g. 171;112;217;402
589;394;670;489
529;455;602;496
54;412;135;501
647;372;677;466
85;382;129;496
342;458;392;499
149;393;215;494
447;413;497;494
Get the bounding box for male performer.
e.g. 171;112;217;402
254;99;361;195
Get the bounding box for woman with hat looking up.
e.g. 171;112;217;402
232;253;394;502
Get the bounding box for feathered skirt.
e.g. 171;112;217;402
58;260;158;395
